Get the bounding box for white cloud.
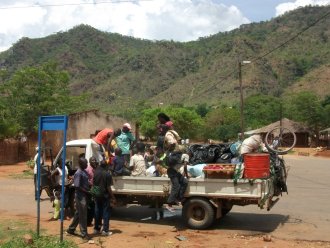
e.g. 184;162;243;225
0;0;250;52
276;0;330;16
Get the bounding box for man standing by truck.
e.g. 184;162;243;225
93;160;116;236
33;147;44;200
66;157;91;240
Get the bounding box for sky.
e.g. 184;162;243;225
0;0;329;52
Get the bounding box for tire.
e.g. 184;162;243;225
182;198;215;229
265;127;296;154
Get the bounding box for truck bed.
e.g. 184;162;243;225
112;176;274;203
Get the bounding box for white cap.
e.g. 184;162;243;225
123;123;132;130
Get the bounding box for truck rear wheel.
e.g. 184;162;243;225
182;198;215;229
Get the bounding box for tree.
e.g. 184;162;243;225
204;106;240;142
1;62;89;135
321;95;330;107
165;107;203;139
139;106;203;140
284;91;328;144
195;103;210;118
244;94;282;130
139;108;160;140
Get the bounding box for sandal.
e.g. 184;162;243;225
166;205;176;212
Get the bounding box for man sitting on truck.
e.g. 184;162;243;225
111;148;131;176
129;142;147;177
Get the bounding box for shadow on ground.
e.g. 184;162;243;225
111;205;288;233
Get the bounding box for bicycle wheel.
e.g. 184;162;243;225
265;127;296;154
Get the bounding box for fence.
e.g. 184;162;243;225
0;139;30;165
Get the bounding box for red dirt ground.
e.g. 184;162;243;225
1;159;330;248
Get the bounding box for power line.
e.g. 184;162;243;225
249;9;330;63
0;0;152;10
208;9;330;93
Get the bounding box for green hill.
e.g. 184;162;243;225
0;5;329;113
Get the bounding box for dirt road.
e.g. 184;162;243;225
1;157;330;248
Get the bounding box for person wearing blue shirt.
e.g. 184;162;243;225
116;123;135;167
66;157;91;240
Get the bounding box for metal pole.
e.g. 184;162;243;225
60;118;68;242
238;61;244;140
37;117;42;236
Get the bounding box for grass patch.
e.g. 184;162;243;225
0;219;28;241
9;169;34;179
0;219;77;248
0;232;78;248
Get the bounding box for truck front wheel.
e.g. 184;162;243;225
182;198;215;229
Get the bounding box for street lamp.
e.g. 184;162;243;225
238;60;251;140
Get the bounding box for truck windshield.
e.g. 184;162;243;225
56;145;86;171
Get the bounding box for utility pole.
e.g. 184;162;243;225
238;60;251;140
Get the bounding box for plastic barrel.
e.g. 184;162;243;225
243;153;270;179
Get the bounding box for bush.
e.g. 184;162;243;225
26;159;34;170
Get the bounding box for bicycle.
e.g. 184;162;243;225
265;126;296;155
265;126;295;195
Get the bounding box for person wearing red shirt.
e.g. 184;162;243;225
93;128;114;162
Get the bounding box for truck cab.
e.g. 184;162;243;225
53;139;101;174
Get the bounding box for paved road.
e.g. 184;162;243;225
0;155;329;241
219;155;330;241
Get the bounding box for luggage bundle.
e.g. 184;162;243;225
186;142;242;179
188;143;238;165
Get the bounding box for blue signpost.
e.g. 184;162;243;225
37;115;68;241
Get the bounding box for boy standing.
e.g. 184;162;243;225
93;160;116;236
66;157;91;240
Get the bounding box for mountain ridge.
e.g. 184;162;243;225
0;5;329;112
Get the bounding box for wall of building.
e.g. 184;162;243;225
0;110;131;164
41;110;130;157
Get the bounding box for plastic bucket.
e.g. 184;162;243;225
243;153;270;179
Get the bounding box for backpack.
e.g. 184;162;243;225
164;151;182;167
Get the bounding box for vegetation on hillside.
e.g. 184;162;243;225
0;6;329;141
0;6;329;111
